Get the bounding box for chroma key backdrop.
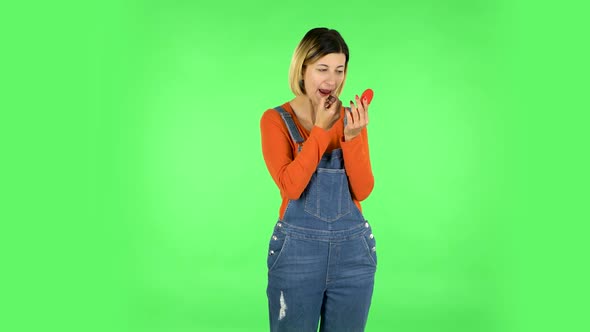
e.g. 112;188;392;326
2;1;588;332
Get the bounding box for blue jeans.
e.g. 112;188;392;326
267;219;377;331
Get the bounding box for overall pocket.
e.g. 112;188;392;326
362;225;377;266
304;168;352;222
267;224;289;271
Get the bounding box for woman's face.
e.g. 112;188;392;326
303;53;346;106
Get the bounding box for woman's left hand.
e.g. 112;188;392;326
344;94;369;141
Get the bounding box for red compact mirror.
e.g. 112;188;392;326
360;88;374;105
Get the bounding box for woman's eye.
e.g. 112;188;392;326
318;68;327;72
337;71;344;74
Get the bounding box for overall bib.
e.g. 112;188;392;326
267;106;377;332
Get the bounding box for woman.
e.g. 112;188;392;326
260;27;377;332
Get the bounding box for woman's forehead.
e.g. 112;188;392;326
312;53;346;66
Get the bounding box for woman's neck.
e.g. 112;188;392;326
290;96;316;125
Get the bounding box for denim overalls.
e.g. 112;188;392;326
267;106;377;332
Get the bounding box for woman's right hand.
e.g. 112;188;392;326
314;95;341;130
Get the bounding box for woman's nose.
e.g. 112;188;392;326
326;73;337;85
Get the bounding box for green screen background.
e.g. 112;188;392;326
2;0;588;331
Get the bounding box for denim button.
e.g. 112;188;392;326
371;247;376;252
365;222;369;228
272;235;278;241
277;223;282;227
369;234;374;239
269;250;275;255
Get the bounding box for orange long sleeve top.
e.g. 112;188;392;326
260;102;374;220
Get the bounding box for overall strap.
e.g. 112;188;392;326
273;106;304;152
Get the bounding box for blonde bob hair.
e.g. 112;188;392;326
288;28;350;97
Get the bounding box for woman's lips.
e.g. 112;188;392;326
319;88;332;96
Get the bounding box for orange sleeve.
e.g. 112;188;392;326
260;109;332;200
341;126;374;201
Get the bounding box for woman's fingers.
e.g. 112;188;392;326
345;107;353;126
324;95;337;109
349;97;368;126
344;94;370;140
354;95;362;124
359;97;368;126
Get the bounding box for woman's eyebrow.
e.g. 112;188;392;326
317;63;345;68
